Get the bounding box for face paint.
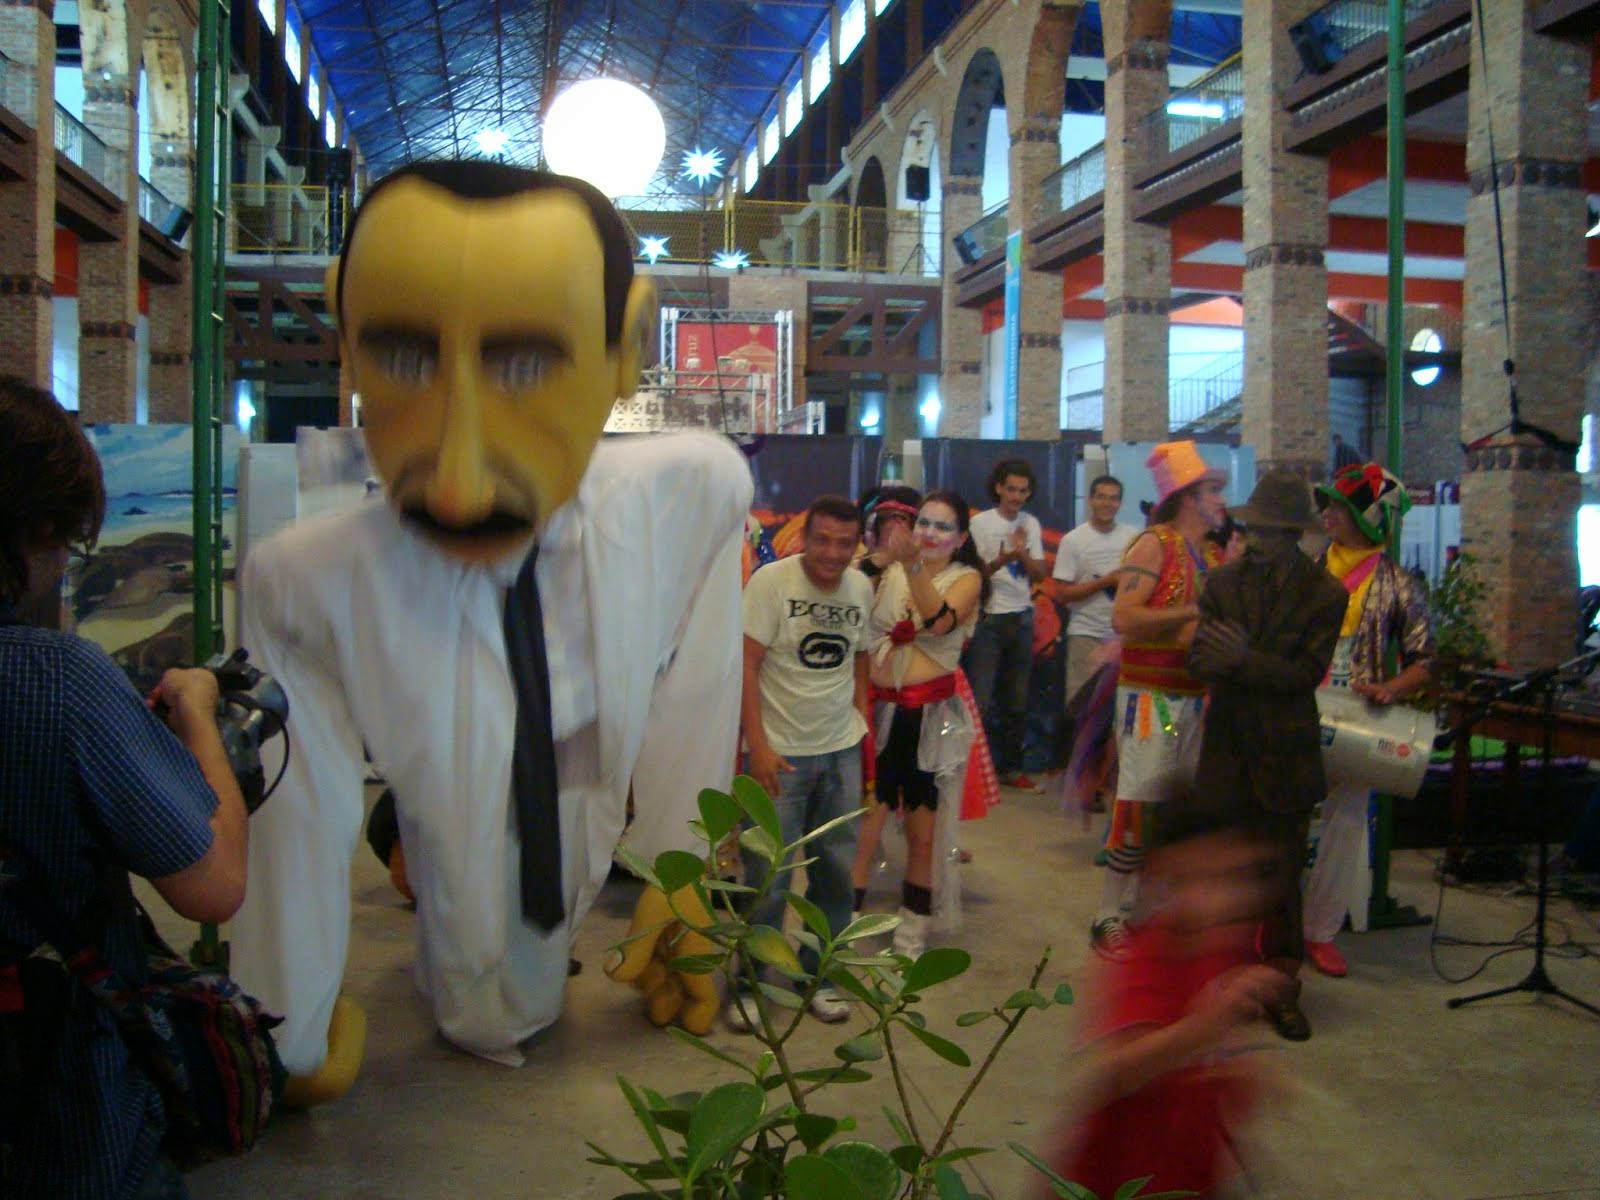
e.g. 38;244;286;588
913;510;962;555
338;178;640;562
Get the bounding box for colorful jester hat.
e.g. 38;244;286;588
1315;462;1411;547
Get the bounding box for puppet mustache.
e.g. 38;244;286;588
401;505;534;541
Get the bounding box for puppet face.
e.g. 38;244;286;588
338;178;651;562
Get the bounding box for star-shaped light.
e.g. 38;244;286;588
681;146;725;186
713;249;749;271
639;235;669;264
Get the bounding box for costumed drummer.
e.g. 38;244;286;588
1301;465;1433;979
230;162;752;1101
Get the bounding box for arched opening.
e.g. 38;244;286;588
854;155;889;271
947;48;1007;211
140;5;192;210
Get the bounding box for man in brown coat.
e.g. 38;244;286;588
1188;468;1347;1042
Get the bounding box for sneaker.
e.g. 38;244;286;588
1090;917;1130;961
1001;773;1043;793
1305;940;1349;978
807;985;850;1024
1268;1000;1313;1042
723;992;757;1035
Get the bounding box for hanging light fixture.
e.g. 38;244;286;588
543;79;666;197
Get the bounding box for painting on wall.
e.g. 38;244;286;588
72;424;240;692
296;425;377;520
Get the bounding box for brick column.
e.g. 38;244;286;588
146;266;190;422
1012;116;1063;440
1101;21;1170;441
77;82;140;423
1240;0;1329;479
939;174;984;436
0;6;55;386
1460;8;1588;671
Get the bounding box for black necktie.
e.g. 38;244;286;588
504;545;564;931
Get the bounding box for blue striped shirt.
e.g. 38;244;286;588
1;622;216;1199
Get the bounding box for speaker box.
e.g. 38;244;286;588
951;230;982;266
160;206;193;242
904;164;931;203
1288;13;1343;76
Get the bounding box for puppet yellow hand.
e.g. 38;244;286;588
280;995;367;1109
606;884;721;1036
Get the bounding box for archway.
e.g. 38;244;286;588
140;4;192;209
854;154;889;271
946;46;1007;212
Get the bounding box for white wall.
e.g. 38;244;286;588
980;107;1009;212
52;297;80;411
1058;114;1105;165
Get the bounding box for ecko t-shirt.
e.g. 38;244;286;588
743;554;872;756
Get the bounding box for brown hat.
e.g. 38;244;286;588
1230;469;1321;533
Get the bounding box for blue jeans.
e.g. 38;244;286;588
742;743;863;979
962;609;1034;774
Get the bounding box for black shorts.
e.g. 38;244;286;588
875;705;939;812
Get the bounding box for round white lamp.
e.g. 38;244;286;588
543;78;666;197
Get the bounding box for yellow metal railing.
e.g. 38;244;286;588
229;183;338;254
618;196;939;276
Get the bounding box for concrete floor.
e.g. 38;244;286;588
172;784;1600;1200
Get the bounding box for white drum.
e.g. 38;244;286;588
1316;687;1438;799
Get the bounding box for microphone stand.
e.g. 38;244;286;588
1442;648;1600;1017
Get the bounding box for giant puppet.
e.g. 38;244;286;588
230;161;751;1102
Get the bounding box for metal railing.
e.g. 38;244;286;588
1296;0;1457;57
55;105;127;198
139;178;185;235
0;49;33;123
953;201;1010;266
1141;54;1244;165
1170;350;1244;428
229;183;334;254
618;196;938;275
1042;144;1106;217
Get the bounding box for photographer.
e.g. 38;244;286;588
0;378;248;1199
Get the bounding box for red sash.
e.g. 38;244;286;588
871;675;960;708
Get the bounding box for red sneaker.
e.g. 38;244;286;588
1305;940;1348;978
1001;773;1043;793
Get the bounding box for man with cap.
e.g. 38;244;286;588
1301;464;1433;979
1188;469;1348;1041
1091;441;1228;959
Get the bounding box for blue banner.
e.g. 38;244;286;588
1002;230;1023;439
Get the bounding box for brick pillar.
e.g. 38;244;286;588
77;84;140;423
1460;8;1588;671
940;174;984;436
146;265;191;422
1012;117;1063;440
0;7;55;386
1240;0;1329;479
1101;19;1170;441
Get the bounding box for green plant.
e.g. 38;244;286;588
587;776;1188;1200
1424;552;1494;678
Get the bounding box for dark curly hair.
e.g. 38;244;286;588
0;378;105;605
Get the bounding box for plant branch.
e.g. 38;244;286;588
929;950;1051;1160
881;1022;926;1150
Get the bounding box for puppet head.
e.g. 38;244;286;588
330;161;655;562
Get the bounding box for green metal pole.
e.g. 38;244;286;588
1368;0;1429;931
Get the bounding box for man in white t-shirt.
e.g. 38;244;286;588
961;458;1047;791
735;494;873;1029
1052;474;1140;703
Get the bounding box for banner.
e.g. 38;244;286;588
1002;230;1022;439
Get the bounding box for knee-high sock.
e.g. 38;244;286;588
1097;845;1143;923
1304;782;1370;942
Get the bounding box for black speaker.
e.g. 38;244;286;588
951;230;982;266
1288;13;1343;76
160;206;193;241
905;164;930;203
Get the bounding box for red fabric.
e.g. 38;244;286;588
1059;923;1260;1199
870;675;959;708
888;618;918;646
955;670;999;821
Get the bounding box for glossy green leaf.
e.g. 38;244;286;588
824;966;880;1008
902;947;972;993
929;1146;995;1166
823;1141;902;1200
838;912;900;943
685;1082;765;1180
755;981;804;1010
789;806;867;852
701;877;758;894
1053;982;1075;1006
833;1035;883;1063
789;1066;872;1086
666;954;723;975
785;1153;866;1200
666;1026;756;1077
955;1010;993;1028
1001;988;1050;1011
889;1143;923;1174
1112;1176;1197;1200
901;1020;971;1067
1007;1141;1098;1200
732;774;782;846
738;825;782;866
882;1107;915;1146
744;926;802;975
793;1112;839;1152
786;891;832;942
616;1077;675;1177
698;787;741;844
614;846;662;891
934;1163;975;1200
653;850;707;894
